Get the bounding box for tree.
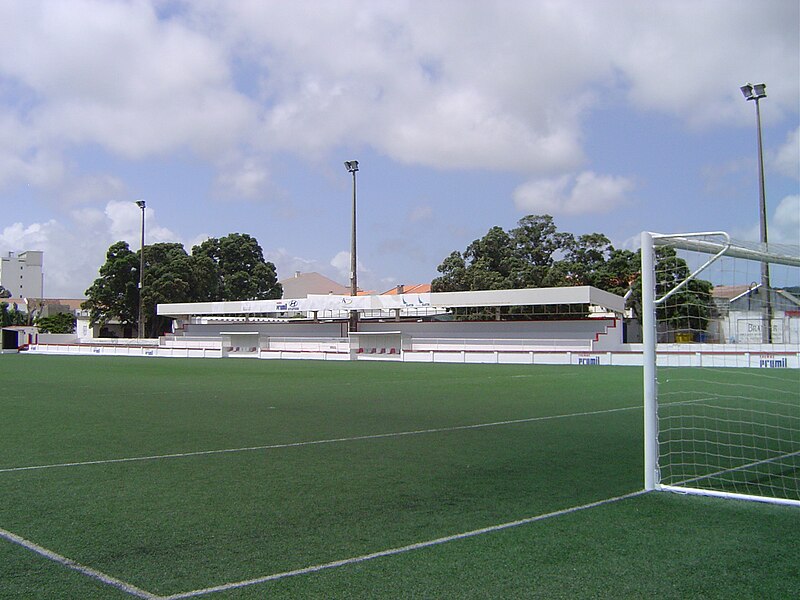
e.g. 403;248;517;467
432;215;578;292
511;215;574;288
547;233;612;288
82;241;139;335
652;246;713;332
35;312;76;334
84;233;282;338
431;251;469;292
192;233;281;301
433;215;644;297
597;248;640;297
1;302;27;327
460;226;521;290
431;215;713;327
0;285;11;299
140;242;202;337
432;225;527;292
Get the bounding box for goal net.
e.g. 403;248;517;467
641;231;800;506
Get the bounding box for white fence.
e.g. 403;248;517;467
409;337;593;353
161;335;224;349
265;337;349;353
28;343;223;359
79;337;161;346
21;340;799;368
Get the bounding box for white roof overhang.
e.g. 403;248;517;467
158;286;625;318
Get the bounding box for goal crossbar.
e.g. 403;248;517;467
651;231;800;268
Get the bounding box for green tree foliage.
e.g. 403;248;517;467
431;215;712;330
82;241;139;333
140;242;204;337
652;246;713;332
192;233;281;301
510;215;574;287
1;302;27;327
83;233;282;338
432;215;638;294
35;312;76;334
0;285;11;299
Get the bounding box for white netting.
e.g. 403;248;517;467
646;232;800;505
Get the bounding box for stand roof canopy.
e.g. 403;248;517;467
157;286;625;317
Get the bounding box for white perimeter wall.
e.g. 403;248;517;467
22;341;799;369
22;318;797;369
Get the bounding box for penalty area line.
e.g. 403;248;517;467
0;527;159;599
161;490;647;600
0;405;641;475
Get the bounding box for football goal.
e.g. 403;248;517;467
641;231;800;506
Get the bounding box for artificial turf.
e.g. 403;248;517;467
0;355;797;598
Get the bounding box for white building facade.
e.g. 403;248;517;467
0;251;43;299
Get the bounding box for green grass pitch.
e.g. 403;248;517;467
0;355;797;599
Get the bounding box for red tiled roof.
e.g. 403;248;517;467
381;283;432;295
712;285;756;299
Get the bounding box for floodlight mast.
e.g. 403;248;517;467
135;200;146;338
344;160;359;332
740;82;772;343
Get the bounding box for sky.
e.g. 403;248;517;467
0;0;798;299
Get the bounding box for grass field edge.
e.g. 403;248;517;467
0;526;159;599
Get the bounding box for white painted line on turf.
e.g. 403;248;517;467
675;449;800;488
161;490;647;599
0;405;641;474
0;526;159;599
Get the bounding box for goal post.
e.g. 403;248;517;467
642;231;800;506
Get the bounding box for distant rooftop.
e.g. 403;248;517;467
381;284;432;295
712;285;757;300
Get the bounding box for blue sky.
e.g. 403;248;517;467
0;0;798;298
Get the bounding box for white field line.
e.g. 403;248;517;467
0;527;159;599
673;449;800;487
0;405;641;474
161;490;647;600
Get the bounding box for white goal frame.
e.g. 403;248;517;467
642;231;800;507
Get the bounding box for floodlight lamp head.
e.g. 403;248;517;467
135;200;146;209
344;160;359;173
741;83;766;101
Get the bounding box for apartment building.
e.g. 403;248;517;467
0;251;44;299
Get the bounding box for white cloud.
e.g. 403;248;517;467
609;1;799;127
0;0;796;197
329;250;372;288
773;127;799;180
62;174;127;204
770;195;800;245
0;221;57;250
265;248;324;281
188;0;798;171
330;250;352;282
0;0;256;163
1;219;101;298
0;201;183;298
213;158;271;200
735;194;800;246
513;171;634;216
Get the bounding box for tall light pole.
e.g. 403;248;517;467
344;161;359;332
740;82;772;343
135;200;146;338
